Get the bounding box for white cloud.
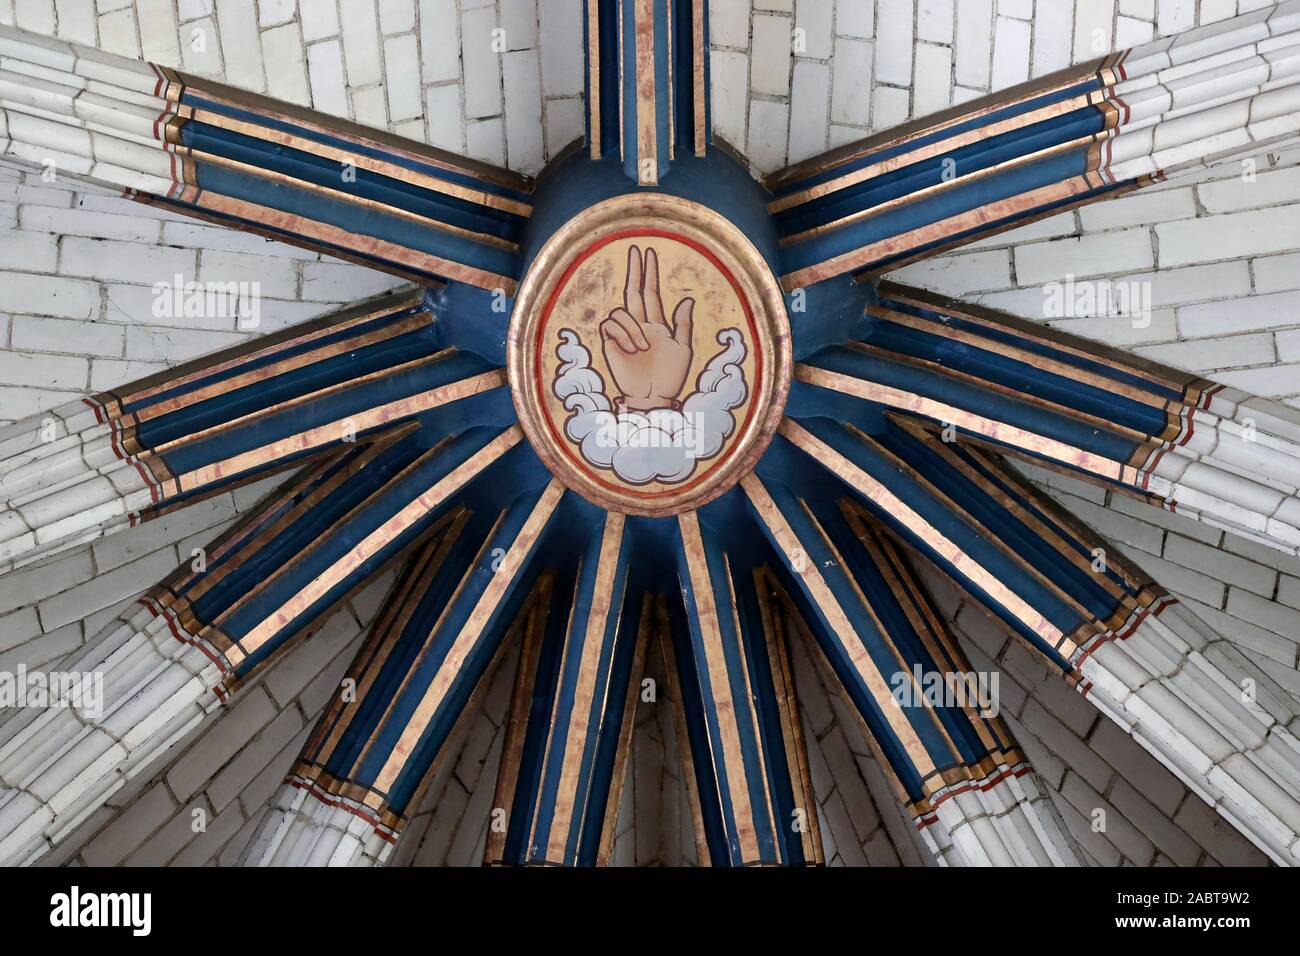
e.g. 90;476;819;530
552;328;749;485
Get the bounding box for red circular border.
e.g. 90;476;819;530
532;226;766;501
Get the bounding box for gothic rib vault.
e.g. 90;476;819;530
0;1;1299;867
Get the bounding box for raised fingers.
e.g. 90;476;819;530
623;244;646;324
643;247;666;326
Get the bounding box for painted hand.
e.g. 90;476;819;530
600;244;695;412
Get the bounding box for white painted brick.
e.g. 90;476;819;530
178;0;214;21
0;349;87;389
1114;260;1252;310
1199;165;1300;214
1073;0;1115;63
262;22;311;107
499;0;536;49
544;95;583;157
425;83;463;152
751;15;793;96
1211;364;1300;398
10;315;124;357
1157;205;1300;269
1031;0;1073;77
912;42;952;117
711;0;750;48
165;687;278;800
917;0;954;43
872;84;909;132
257;0;294;26
207;705;304;810
0;230;57;271
93;495;234;572
836;0;873;38
300;260;404;301
991;14;1030;91
795;0;832;59
181;17;223;76
60;236;195;286
1253;252;1300;294
306;39;348;118
136;0;181;64
955;0;993;88
418;0;460;82
461;3;501;119
81;782;176;866
465;116;505;166
787;59;830;163
1122;546;1227;605
1165;533;1276;597
538;0;581;96
874;0;912;87
1080;187;1196;232
339;0;382;86
126;325;246;363
90;358;166;392
893;248;1011;294
502;48;543;173
97;6;140;58
747;97;789;172
300;0;338;40
1278;329;1300;363
39;547;178;631
1089;719;1186;816
1134;332;1275;371
1179;290;1300;338
383;33;422;122
20;203;157;245
1014;228;1154;284
711;49;749;148
214;0;265;92
1226;587;1300;641
1157;0;1196;35
378;0;415;35
1116;14;1155;47
831;37;872;126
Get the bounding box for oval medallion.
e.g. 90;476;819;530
509;194;791;516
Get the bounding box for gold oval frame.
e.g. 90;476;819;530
508;193;792;517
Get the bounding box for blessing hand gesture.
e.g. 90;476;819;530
600;244;695;412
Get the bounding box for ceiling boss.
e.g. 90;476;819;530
509;192;791;516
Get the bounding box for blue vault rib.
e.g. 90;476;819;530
794;281;1300;557
241;481;566;865
0;24;533;292
0;290;512;574
0;426;541;866
767;5;1300;289
738;473;1081;865
584;0;711;185
761;416;1300;864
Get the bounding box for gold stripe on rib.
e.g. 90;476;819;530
174;369;507;493
780;176;1096;290
794;362;1133;484
587;0;602;159
229;428;528;666
369;478;565;795
181;145;519;251
546;512;626;861
190;191;518;293
739;473;939;778
772;421;1066;648
635;0;658;184
678;510;760;861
